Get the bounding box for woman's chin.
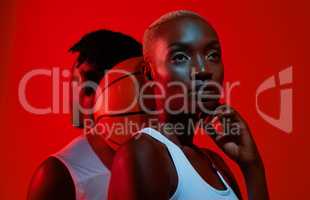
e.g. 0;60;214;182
197;99;220;114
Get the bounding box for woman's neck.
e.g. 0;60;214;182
158;112;199;147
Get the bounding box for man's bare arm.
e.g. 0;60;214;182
27;157;75;200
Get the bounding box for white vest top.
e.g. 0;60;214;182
139;127;239;200
53;135;110;200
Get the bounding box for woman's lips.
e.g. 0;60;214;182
189;84;221;101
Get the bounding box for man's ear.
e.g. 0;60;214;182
142;60;153;81
71;67;82;83
70;67;83;128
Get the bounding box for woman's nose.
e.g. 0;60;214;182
191;56;212;80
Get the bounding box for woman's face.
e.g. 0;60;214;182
148;16;224;115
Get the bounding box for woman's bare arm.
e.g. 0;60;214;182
108;135;172;200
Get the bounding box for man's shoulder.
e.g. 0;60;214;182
36;157;72;179
27;157;75;200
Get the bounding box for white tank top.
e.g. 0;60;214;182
52;135;110;200
139;127;239;200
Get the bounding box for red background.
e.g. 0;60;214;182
1;0;309;199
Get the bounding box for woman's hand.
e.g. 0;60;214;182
204;105;269;200
205;105;261;167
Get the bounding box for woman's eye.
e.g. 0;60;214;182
206;50;221;63
171;52;190;64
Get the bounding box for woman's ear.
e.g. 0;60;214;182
142;60;153;81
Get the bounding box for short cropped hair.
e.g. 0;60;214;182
143;10;205;62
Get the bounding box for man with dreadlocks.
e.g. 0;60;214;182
27;30;142;200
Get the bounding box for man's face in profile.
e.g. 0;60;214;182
71;62;104;127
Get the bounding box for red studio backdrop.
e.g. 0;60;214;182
0;0;309;199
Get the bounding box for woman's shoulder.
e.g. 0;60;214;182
115;133;170;164
110;133;174;199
